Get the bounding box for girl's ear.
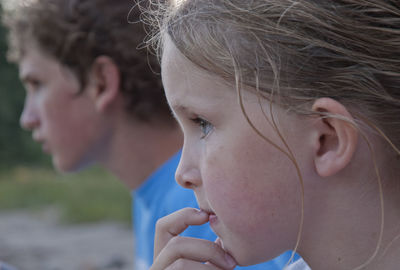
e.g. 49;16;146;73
311;98;358;177
88;56;121;112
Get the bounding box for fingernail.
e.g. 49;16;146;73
196;209;209;216
214;237;222;247
225;253;236;268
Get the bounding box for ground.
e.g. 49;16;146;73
0;208;134;270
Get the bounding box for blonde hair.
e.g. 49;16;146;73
144;0;400;267
147;0;400;143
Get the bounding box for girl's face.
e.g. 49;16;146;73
19;46;109;172
162;38;314;265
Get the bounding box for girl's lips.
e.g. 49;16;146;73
209;213;218;224
200;208;218;224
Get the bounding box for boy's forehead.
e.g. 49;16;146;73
19;55;37;79
18;48;46;76
18;46;70;84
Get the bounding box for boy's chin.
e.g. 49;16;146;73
52;156;89;173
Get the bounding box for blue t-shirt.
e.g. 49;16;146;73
0;262;18;270
132;151;294;270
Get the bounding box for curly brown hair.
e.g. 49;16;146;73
4;0;173;124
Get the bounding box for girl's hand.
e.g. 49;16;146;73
150;208;237;270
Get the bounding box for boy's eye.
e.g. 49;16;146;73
190;117;213;139
25;79;42;92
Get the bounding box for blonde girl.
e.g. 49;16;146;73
145;0;400;269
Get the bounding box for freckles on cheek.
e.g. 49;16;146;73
211;181;272;237
205;160;286;224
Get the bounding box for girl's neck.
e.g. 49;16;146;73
298;142;400;270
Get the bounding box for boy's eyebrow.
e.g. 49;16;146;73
19;73;31;83
19;73;36;84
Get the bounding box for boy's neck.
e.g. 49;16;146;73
97;117;182;190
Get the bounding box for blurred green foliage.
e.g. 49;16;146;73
0;166;132;224
0;3;48;167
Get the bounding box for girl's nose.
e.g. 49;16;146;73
175;147;202;190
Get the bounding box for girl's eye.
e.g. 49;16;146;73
190;117;213;139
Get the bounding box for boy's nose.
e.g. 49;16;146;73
20;102;39;131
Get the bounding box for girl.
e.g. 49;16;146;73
146;0;400;269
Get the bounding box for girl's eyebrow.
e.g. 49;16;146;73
170;103;189;114
168;102;185;119
170;103;196;121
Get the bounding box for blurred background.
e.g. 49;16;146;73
0;1;134;269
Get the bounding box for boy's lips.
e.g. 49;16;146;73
34;138;50;154
32;134;51;154
41;142;50;153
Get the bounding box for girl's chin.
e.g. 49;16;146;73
216;238;263;267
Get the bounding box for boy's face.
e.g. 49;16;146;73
19;46;109;172
162;38;315;265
